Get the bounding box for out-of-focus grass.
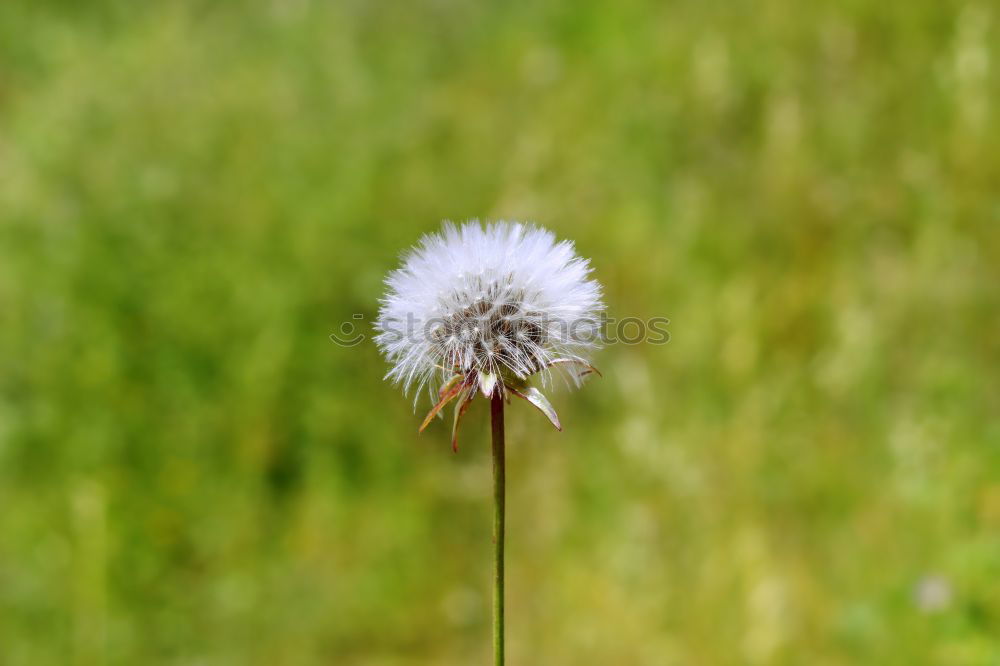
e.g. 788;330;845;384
0;1;997;664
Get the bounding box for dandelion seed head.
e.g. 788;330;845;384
375;221;604;400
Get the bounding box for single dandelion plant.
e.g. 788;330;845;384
375;220;604;665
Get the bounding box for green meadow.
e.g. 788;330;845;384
0;1;997;664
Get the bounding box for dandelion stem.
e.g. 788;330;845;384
490;391;505;666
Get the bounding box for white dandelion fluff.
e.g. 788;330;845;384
375;220;604;446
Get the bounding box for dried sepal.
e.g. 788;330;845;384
508;385;562;431
451;386;476;452
419;379;467;432
438;373;463;399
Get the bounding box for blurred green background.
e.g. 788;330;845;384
1;1;998;664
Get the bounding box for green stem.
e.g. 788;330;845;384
490;391;505;666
